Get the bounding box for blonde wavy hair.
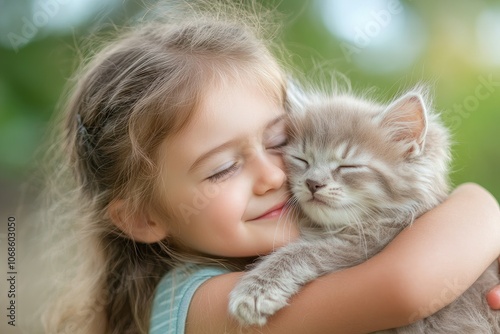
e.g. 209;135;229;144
40;1;288;333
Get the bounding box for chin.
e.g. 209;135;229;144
302;202;354;228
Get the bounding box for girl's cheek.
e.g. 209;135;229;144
268;151;285;169
201;182;246;220
208;185;245;214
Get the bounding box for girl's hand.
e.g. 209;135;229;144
487;257;500;309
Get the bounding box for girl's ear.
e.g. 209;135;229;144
107;199;169;243
378;92;428;158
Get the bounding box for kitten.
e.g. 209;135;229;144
228;88;500;332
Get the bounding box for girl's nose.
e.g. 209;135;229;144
252;154;286;195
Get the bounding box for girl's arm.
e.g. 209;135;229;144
186;183;500;334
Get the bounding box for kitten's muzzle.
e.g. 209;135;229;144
306;179;326;194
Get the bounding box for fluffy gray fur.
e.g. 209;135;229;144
228;88;500;333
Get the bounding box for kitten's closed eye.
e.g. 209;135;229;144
337;165;363;171
291;156;309;169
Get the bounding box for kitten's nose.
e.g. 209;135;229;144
306;179;326;194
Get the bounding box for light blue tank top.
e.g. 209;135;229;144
149;263;230;334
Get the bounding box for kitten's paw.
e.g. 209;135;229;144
228;280;290;327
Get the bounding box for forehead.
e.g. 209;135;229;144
160;81;284;169
288;99;376;140
194;81;284;140
286;98;402;162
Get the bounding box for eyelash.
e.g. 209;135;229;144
268;140;288;150
205;138;287;183
207;163;239;182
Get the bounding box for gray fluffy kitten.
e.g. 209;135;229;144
228;88;500;333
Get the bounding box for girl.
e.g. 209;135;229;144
42;2;500;333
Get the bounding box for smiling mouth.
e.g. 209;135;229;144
249;202;286;221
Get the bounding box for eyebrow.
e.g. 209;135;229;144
188;114;286;173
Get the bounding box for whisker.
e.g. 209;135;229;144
273;192;301;249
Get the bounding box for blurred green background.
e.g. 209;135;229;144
1;0;499;207
0;0;499;332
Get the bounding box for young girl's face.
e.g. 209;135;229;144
159;80;299;258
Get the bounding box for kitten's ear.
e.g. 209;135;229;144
286;78;309;117
379;92;428;157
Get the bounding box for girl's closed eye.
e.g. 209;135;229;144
207;162;240;182
267;135;288;150
265;124;288;151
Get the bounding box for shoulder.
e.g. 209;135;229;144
185;270;245;334
149;263;231;334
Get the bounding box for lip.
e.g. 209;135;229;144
249;201;287;221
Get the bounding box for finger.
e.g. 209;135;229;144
486;286;500;310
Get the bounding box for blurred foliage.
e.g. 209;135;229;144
0;0;499;200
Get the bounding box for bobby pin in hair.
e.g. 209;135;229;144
76;113;93;153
